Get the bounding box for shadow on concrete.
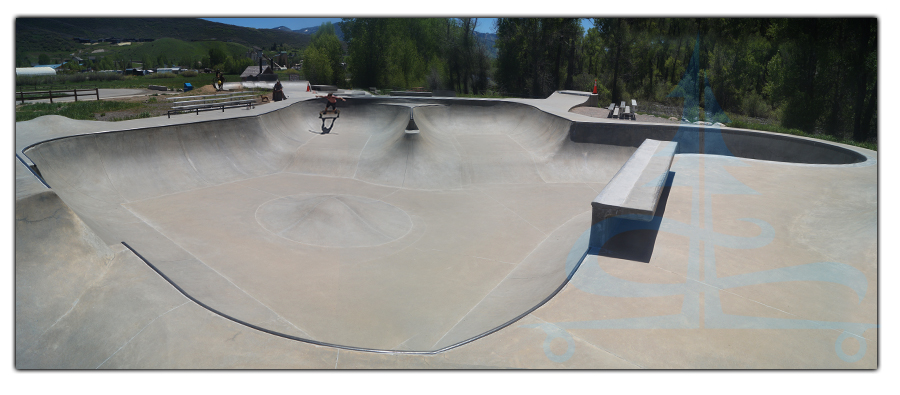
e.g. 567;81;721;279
594;171;675;263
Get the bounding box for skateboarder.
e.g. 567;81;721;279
316;92;346;114
214;70;225;91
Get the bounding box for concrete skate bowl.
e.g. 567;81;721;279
20;97;873;354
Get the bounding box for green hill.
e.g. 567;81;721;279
16;18;311;66
112;38;250;65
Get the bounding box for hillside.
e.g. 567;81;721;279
16;18;311;64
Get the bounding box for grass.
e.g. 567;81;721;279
727;118;877;152
16;73;240;91
16;101;143;122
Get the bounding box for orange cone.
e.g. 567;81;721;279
593;80;598;95
307;83;311;92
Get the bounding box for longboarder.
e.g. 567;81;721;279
316;92;346;118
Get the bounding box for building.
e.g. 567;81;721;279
240;65;277;82
16;67;57;76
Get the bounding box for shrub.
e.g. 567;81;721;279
740;91;772;119
146;72;177;79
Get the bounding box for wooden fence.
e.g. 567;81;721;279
16;87;100;104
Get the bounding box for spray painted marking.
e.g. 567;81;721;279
522;36;875;364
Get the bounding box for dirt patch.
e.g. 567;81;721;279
93;84;272;121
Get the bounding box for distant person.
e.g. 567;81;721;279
215;70;225;91
316;92;346;113
273;79;285;101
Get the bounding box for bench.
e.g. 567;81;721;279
631;99;638;116
166;92;257;118
607;103;616;118
589;139;677;249
612;107;620;119
623;106;632;120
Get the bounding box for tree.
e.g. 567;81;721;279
208;43;228;69
305;22;345;85
302;46;333;84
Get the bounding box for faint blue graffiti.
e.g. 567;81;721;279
522;36;876;364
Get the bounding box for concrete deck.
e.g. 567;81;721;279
14;81;878;369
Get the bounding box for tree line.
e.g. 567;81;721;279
329;17;876;143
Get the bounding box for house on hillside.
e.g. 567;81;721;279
241;65;277;81
32;63;66;70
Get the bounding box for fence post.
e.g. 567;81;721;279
49;89;53;104
95;87;99;101
74;88;78;102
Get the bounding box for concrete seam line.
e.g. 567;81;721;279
96;300;190;369
120;240;592;356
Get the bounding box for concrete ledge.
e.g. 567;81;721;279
312;85;338;92
390;91;433;97
148;85;168;91
590;139;676;247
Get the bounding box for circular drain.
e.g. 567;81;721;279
256;194;412;248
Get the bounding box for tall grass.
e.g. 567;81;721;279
15;72;229;91
15;101;142;122
16;73;124;89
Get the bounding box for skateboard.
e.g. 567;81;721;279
319;109;340;119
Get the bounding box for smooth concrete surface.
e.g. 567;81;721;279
14;85;878;369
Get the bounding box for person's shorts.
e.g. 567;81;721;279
326;102;337;110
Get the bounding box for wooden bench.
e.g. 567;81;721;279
589;139;677;249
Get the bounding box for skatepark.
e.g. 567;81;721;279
14;80;877;369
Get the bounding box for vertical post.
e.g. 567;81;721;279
49;89;53;104
95;88;99;101
74;88;79;102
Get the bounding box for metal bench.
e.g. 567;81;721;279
589;139;677;249
607;103;616;118
612;107;620;119
166;93;257;118
623;106;632;120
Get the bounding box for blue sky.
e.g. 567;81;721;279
201;18;594;35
